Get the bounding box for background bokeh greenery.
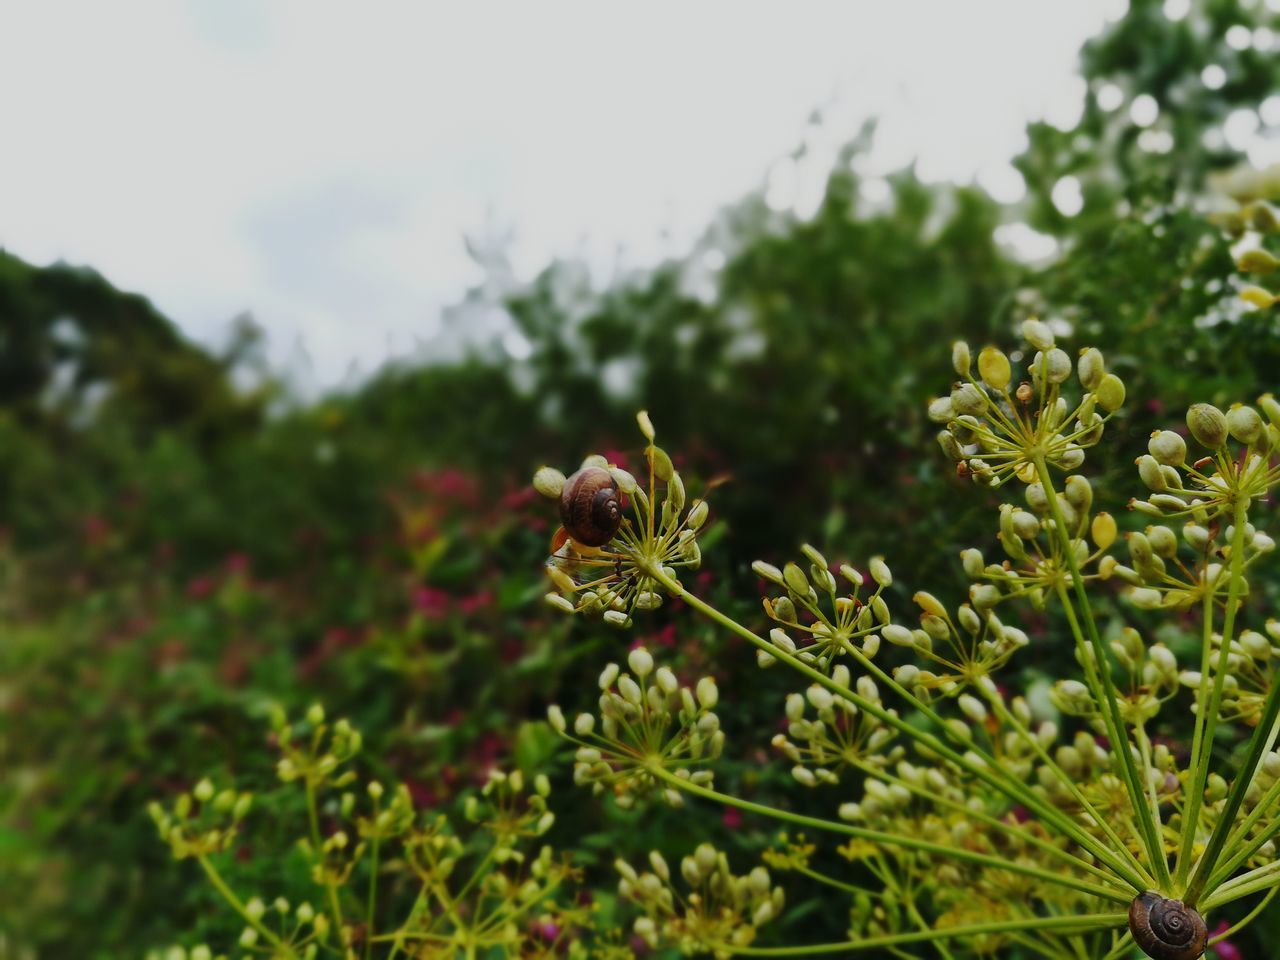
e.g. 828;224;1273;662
5;0;1280;956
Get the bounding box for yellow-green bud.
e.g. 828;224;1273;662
1094;374;1126;412
1187;403;1228;448
1043;348;1072;384
1227;404;1265;445
533;466;567;499
1148;430;1186;466
869;556;892;587
1241;285;1277;309
1022;318;1054;351
1077;347;1105;390
952;340;972;376
978;346;1011;390
1238;249;1280;273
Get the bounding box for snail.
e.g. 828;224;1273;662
559;467;622;547
1128;892;1208;960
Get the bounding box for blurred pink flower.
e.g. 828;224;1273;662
1210;922;1240;960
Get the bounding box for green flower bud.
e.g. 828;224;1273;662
1248;201;1280;233
1022;319;1055;351
1187;403;1229;448
961;548;985;578
1147;525;1177;559
1148;430;1186;466
952;341;971;376
937;430;965;461
533;466;567;499
1064;475;1092;514
783;562;810;596
752;560;784;584
1241;285;1277;309
869;557;892;587
636;410;656;441
1227;404;1266;445
1136;454;1167;492
1238;249;1280;274
687;500;709;530
978;346;1012;390
545;593;576;613
696;677;718;709
928;396;955;423
627;647;654;677
1077;347;1105;390
1092;512;1117;550
951;382;986;416
882;624;915;646
1094;374;1126;412
1043;347;1072;384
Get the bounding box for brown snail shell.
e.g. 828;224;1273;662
1128;892;1208;960
559;467;622;547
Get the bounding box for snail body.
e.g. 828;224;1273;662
559;467;622;546
1128;892;1207;960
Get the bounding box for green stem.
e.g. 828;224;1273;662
704;913;1126;956
198;855;298;957
652;564;1148;891
649;764;1132;903
1187;682;1280;905
1205;729;1280;890
306;781;347;946
1176;587;1219;886
365;833;381;960
1036;456;1169;889
984;690;1153;887
1184;497;1254;907
1209;885;1279;945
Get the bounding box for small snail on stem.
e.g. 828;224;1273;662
1128;892;1208;960
559;467;622;547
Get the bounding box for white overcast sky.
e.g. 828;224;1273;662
0;1;1124;387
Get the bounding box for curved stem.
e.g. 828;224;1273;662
198;855;299;958
1036;457;1168;890
650;564;1148;891
706;913;1126;956
649;764;1133;903
1209;885;1279;945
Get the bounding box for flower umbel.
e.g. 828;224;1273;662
535;411;710;628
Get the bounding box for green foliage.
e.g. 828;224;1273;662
4;1;1280;956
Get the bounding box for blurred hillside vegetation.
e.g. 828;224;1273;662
5;0;1280;955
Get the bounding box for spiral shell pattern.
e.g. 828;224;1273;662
1128;892;1207;960
559;467;622;546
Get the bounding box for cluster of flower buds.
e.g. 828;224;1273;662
273;703;362;791
546;647;723;807
753;546;890;673
930;321;1125;486
771;666;901;785
617;846;785;957
536;412;709;628
957;474;1117;611
886;591;1029;694
356;778;415;846
1130;399;1280;526
464;768;557;851
1179;620;1280;726
148;775;253;861
1051;629;1179;725
402;811;585;955
1219;193;1280;309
